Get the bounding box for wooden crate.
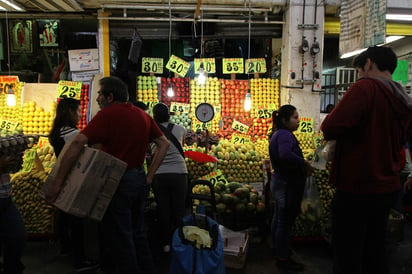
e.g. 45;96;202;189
221;227;249;269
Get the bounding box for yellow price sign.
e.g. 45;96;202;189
0;76;19;95
21;149;37;173
166;55;190;77
141;57;164;74
37;136;50;148
230;133;251;145
170;102;190;114
232;120;249;134
312;132;324;148
194;58;216;73
200;170;228;185
245;58;267;74
192;118;211;132
58;80;82;99
184;145;195;151
222;58;244;74
298;117;314;134
213;104;221;117
257;107;271;119
268;103;277;113
0;118;18;132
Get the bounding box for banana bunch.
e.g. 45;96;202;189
10;168;54;234
36;145;56;169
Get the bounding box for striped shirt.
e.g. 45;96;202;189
0;173;12;198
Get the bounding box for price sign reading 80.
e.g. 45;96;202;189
166;55;190;77
142;58;163;74
298;117;314;134
170;102;190;114
246;58;267;74
232;120;249;134
222;58;244;74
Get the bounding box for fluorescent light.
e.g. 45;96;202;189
340;36;405;59
386;14;412;21
0;0;25;11
384;35;405;44
340;48;367;59
0;6;6;11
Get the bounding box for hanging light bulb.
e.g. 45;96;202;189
198;63;207;85
6;86;16;107
167;82;174;97
244;91;252;112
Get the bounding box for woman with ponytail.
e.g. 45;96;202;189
269;104;313;272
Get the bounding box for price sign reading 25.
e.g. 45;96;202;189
298;117;314;134
142;57;164;74
58;81;82;100
166;55;190;77
232;120;249;134
222;58;244;74
257;108;271;119
201;170;228;185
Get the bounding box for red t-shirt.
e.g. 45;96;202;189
81;103;163;168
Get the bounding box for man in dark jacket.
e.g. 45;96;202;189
321;46;412;274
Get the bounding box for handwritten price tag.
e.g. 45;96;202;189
257;107;271;119
58;80;82;100
200;170;228;185
192;119;211;132
312;132;324;148
246;58;267;74
230;133;251;145
21;149;37;173
194;58;216;73
222;58;244;74
170;102;190;114
232;120;249;134
166;55;190;77
298;117;314;134
0;118;18;132
37;136;50;148
142;57;164;74
184;145;195;151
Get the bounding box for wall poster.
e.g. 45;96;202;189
9;20;33;53
38;19;59;47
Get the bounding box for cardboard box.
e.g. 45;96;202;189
40;146;127;221
220;225;249;269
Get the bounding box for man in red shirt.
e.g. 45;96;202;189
321;46;412;274
46;77;169;274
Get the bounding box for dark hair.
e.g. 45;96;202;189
153;103;170;123
353;46;398;74
99;76;129;103
269;104;297;137
49;98;80;146
132;101;148;111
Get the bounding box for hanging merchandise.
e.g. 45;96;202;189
128;28;143;64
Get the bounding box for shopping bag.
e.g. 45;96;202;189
311;145;327;170
321;140;336;161
300;176;321;223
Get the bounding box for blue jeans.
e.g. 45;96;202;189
100;168;154;274
271;175;304;258
0;197;26;274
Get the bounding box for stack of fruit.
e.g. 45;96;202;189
211;140;263;183
217;116;254;139
21;101;55;135
170;113;191;131
313;165;334;231
161;77;190;107
36;144;56;169
0;82;24;124
77;84;89;130
250;78;280;111
251;117;273;139
10;167;54;234
254;138;269;159
0;134;37;173
137;76;159;103
295;133;315;159
220;79;249;117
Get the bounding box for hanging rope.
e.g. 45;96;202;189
5;10;11;75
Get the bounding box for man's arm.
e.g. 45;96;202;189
45;133;88;203
146;136;170;184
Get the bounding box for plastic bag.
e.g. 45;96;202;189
321;140;336;161
300;176;321;223
311;145;327;170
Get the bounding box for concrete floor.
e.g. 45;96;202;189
19;220;412;274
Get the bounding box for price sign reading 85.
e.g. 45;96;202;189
222;58;244;74
142;58;163;74
232;120;249;134
298;117;314;134
0;118;18;131
246;58;267;74
166;55;190;77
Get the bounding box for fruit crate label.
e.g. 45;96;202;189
141;57;164;74
0;118;18;132
222;58;244;74
297;117;314;134
213;104;221;117
232;120;249;134
21;149;37;173
166;55;190;77
194;58;216;73
200;169;228;185
37;136;50;148
57;80;82;100
170;102;190;114
246;58;267;74
312;132;323;148
230;133;251;145
192;118;212;132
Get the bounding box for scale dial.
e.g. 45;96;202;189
195;103;215;123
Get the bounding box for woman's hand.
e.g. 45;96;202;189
304;160;314;176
